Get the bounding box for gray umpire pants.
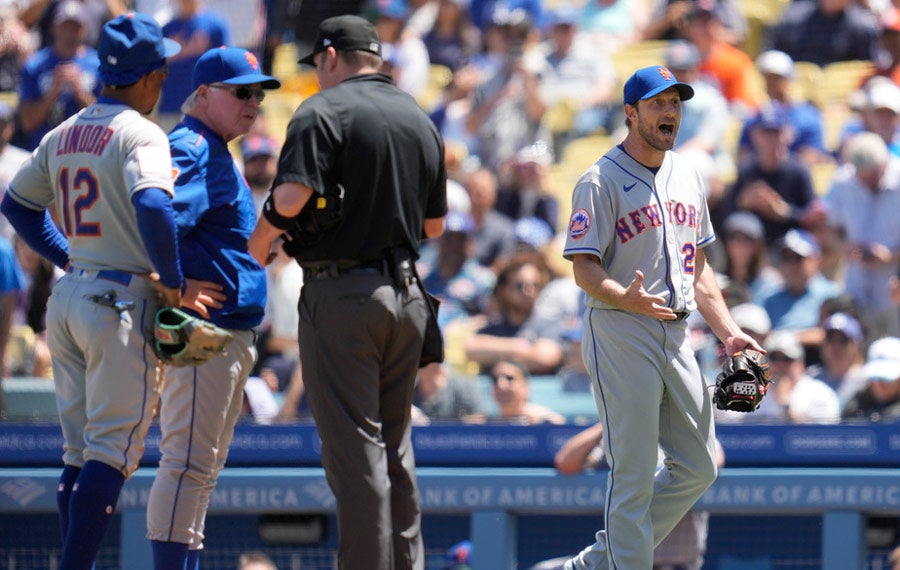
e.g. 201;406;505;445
298;270;428;570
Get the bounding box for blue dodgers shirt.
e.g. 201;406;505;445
168;115;266;330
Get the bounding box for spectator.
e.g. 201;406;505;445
808;312;868;406
837;78;900;158
414;362;486;422
765;0;878;67
238;550;278;570
374;0;431;100
717;212;783;306
557;326;590;393
642;0;746;46
463;252;565;375
469;0;542;32
539;5;618;145
20;0;126;49
0;6;34;92
664;39;731;214
730;301;772;347
419;211;496;326
869;7;900;88
681;0;757;113
15;0;101;151
240;134;279;217
157;0;230;132
488;358;565;424
494;140;559;233
825;132;900;338
466;4;549;171
762;229;843;344
444;539;472;569
206;0;265;52
463;167;516;269
842;336;900;422
0;236;23;414
422;0;481;71
0;102;31;240
256;243;302;390
738;50;830;167
721;104;821;245
544;422;725;570
752;330;841;423
11;235;59;378
578;0;649;52
429;64;482;154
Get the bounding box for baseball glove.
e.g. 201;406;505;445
714;349;771;412
153;307;233;367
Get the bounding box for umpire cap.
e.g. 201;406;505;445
99;13;181;86
299;15;382;66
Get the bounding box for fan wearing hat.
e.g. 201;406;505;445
561;62;763;570
146;46;281;570
736;50;829;166
16;0;102;151
824;131;900;339
762;228;843;337
752;330;841;423
248;14;447;570
0;12;183;570
842;337;900;421
721;102;823;246
808;311;868;405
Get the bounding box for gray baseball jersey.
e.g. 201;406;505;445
563;144;715;313
562;144;719;570
8;102;174;474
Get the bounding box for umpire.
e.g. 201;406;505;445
248;14;447;570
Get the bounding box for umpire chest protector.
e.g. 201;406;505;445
275;73;445;263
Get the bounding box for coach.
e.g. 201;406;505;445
248;14;447;570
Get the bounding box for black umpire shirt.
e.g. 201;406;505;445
275;73;447;262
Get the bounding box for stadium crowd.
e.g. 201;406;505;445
0;0;899;431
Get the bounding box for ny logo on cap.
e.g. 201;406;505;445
245;51;259;70
658;66;673;81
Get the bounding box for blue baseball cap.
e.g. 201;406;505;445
99;13;181;86
240;135;278;160
444;211;475;234
823;312;864;343
753;103;789;131
780;228;820;258
623;65;694;106
193;47;281;90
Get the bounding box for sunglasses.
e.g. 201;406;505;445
510;281;540;294
208;84;266;102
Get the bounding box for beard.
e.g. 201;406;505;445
635;114;678;152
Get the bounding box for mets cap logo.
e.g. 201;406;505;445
568;208;591;240
658;66;673;81
245;51;260;70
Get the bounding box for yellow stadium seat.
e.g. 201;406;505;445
813;60;875;106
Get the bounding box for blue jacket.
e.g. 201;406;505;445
169;115;266;330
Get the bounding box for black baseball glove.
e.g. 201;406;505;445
714;349;771;412
153;307;233;367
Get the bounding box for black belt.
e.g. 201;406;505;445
670;311;690;322
302;259;390;280
66;266;133;286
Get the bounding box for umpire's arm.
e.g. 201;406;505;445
248;181;314;266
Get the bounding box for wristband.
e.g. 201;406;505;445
262;194;294;230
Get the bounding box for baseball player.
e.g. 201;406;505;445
561;65;764;570
145;46;279;570
0;13;181;570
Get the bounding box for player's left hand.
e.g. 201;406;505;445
722;331;765;357
182;278;225;319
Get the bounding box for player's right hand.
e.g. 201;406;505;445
623;270;678;320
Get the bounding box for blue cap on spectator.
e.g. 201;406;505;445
515;217;554;249
99;13;181;86
373;0;409;19
445;540;472;566
780;228;820;258
624;65;694;106
444;211;475;234
193;47;281;90
823;312;863;343
754;103;790;131
240;135;277;160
